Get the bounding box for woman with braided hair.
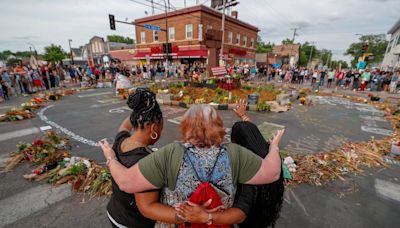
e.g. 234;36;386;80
106;88;164;228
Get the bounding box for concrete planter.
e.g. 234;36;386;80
218;104;229;110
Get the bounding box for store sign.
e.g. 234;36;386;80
151;45;179;54
229;48;247;56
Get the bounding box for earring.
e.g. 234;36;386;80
151;131;158;140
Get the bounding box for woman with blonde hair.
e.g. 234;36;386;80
101;104;284;226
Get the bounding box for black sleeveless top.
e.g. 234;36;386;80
106;131;157;228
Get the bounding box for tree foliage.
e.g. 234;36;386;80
345;34;388;68
107;35;135;44
282;38;294;45
298;42;320;67
43;44;67;64
0;50;31;60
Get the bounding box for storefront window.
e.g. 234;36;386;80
236;33;240;45
153;30;159;42
141;31;146;44
199;24;203;41
243;36;247;47
186;24;193;39
228;31;232;44
169;27;175;41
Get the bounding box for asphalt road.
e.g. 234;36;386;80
0;88;399;228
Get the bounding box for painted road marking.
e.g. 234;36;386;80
359;115;387;122
0;105;14;110
0;184;72;227
168;116;183;125
375;178;400;202
38;105;99;147
77;91;113;98
361;126;393;136
0;127;40;142
109;106;131;113
97;98;120;103
91;101;123;108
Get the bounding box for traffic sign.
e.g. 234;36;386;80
357;61;367;69
144;24;161;31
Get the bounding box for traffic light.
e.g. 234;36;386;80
109;14;116;30
361;43;368;54
163;43;172;54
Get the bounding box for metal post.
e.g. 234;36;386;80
163;0;169;73
308;42;314;69
68;39;74;65
219;0;227;66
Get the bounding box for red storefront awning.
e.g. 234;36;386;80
133;49;208;60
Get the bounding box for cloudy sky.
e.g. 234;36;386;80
1;0;399;61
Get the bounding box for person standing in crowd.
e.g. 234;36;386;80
49;67;57;88
1;67;12;96
320;69;326;86
344;70;352;89
14;60;30;95
353;70;360;91
361;69;371;91
68;64;78;85
142;64;148;80
40;64;50;90
327;69;335;88
1;80;9;100
389;70;399;93
383;71;391;92
31;66;42;92
370;70;378;92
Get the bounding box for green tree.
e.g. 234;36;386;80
319;49;333;66
14;51;31;58
345;34;388;68
0;50;14;60
107;35;135;44
298;42;320;67
6;58;21;67
43;44;67;64
281;38;294;45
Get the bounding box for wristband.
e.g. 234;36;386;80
106;156;117;166
205;213;213;225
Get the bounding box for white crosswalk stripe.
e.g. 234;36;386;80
0;184;72;227
77;91;113;98
0;127;40;142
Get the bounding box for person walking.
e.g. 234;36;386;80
389;70;399;93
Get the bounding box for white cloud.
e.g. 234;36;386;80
0;0;399;62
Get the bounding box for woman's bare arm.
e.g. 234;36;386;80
177;202;246;225
246;130;284;185
100;140;157;193
135;192;183;224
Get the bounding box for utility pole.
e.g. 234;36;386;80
289;28;299;69
308;42;315;69
68;39;74;65
151;0;155;15
163;0;169;70
219;0;227;66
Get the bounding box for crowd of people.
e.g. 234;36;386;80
255;67;400;93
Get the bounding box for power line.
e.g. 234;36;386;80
262;0;292;28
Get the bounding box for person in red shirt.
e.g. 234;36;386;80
335;70;345;89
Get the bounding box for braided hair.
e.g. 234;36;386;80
127;88;163;129
231;121;284;228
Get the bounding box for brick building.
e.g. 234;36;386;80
133;4;259;66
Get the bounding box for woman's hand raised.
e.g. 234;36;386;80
99;139;116;161
270;129;285;147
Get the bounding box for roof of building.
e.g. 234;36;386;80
388;18;400;34
134;4;259;32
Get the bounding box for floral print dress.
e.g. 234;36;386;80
155;144;235;228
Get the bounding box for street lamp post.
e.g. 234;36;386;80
163;0;169;72
68;39;74;65
219;0;227;66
